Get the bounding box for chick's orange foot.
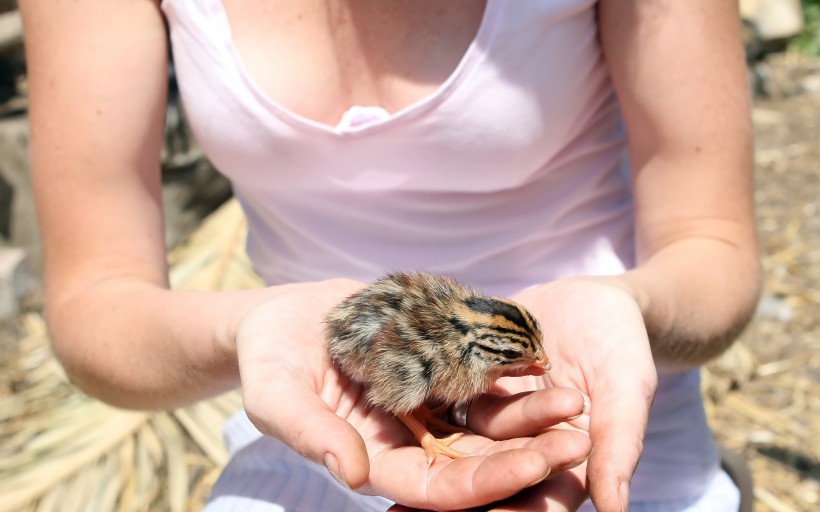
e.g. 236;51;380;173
397;412;470;465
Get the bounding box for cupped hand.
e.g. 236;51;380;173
390;277;658;512
479;277;659;512
233;278;592;511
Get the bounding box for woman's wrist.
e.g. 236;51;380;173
228;277;367;370
603;250;760;369
47;280;279;408
606;270;672;346
529;272;687;370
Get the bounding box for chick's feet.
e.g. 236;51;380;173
398;411;471;465
421;403;472;435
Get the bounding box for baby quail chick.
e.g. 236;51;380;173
325;272;550;463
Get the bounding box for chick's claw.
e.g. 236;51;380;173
398;412;472;465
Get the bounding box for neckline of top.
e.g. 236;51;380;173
212;0;501;138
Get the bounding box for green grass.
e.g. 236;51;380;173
792;0;820;55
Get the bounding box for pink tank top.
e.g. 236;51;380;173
163;0;719;502
163;0;635;297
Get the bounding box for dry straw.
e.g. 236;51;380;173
0;199;256;511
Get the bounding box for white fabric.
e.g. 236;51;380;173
208;411;739;512
578;470;740;512
162;0;726;507
205;412;392;512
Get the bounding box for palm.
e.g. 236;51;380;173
317;363;581;507
235;279;593;511
491;278;658;511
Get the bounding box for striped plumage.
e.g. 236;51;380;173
325;272;550;415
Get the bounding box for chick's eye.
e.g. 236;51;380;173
502;349;522;359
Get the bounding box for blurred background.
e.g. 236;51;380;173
0;1;817;510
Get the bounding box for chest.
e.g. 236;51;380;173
220;0;486;125
166;0;620;195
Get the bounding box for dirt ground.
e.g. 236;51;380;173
703;52;820;511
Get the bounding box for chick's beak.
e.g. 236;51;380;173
521;351;551;376
496;349;552;378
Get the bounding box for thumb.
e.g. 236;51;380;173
245;381;370;489
586;371;655;512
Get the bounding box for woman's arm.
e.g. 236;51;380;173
491;4;762;510
20;0;264;408
599;0;761;369
21;4;596;505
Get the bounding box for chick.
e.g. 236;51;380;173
325;272;550;463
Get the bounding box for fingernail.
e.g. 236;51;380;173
324;452;349;489
557;454;589;471
528;466;552;487
619;480;630;512
566;399;587;421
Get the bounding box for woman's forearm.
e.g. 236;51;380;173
615;237;761;369
47;279;274;409
599;0;758;370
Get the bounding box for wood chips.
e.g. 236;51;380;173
702;55;819;512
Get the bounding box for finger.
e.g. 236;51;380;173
454;428;591;473
469;387;586;439
489;465;588;512
386;507;478;512
517;429;591;473
372;429;590;511
386;506;477;512
244;379;370;489
371;447;551;510
587;371;656;512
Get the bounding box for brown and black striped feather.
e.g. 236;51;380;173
325;272;547;415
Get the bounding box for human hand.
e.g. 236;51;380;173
385;383;593;512
389;278;656;512
233;278;592;511
480;277;658;512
